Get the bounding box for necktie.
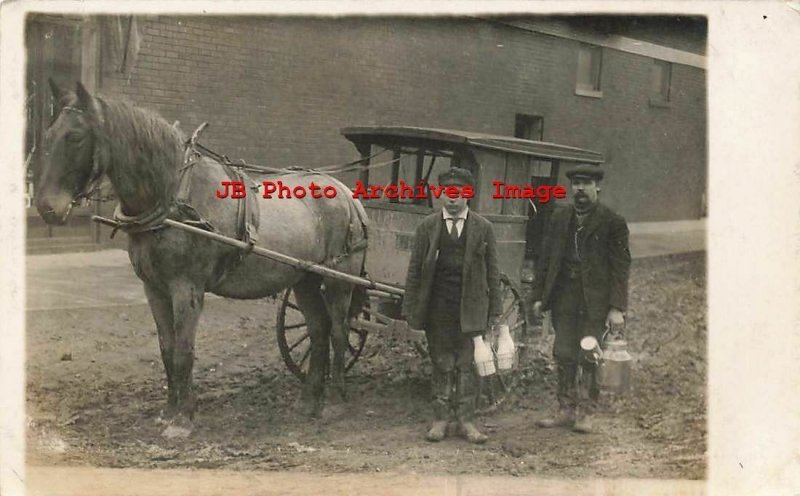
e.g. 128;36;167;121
574;225;583;261
449;218;461;241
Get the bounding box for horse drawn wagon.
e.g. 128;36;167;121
35;80;603;434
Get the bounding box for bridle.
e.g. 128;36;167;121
59;105;108;205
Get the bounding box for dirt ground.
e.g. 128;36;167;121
25;251;706;480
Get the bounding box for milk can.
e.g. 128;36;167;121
597;339;633;394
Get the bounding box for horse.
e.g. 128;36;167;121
35;80;368;438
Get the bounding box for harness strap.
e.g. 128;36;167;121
323;238;369;269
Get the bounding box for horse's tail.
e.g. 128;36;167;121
345;196;370;321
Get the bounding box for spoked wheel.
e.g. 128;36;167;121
476;273;529;412
275;288;368;381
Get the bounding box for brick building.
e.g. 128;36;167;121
25;14;706;251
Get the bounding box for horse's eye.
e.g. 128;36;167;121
66;132;84;143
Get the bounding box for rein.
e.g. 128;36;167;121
188;136;398;177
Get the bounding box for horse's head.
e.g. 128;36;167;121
35;80;105;225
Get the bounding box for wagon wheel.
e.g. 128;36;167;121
275;288;368;381
476;273;529;413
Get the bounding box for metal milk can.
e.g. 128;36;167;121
597;339;632;394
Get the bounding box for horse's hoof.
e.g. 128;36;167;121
155;409;177;425
162;424;192;439
161;415;193;439
298;399;323;419
329;388;348;405
323;402;346;420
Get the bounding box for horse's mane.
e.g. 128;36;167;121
96;96;185;208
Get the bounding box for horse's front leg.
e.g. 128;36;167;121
292;276;331;417
144;283;177;419
324;279;355;404
162;280;204;438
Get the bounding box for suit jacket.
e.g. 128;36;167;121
402;210;503;333
531;203;631;320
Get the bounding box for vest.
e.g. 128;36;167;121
428;218;469;324
560;206;594;280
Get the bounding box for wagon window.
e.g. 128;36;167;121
391;151;421;203
500;153;530;216
361;145;455;206
393;150;454;206
530;159;552;178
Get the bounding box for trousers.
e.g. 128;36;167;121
550;275;606;412
425;320;478;422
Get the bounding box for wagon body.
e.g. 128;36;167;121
340;126;604;286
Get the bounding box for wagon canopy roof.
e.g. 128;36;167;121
341;126;604;164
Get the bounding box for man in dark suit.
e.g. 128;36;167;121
531;164;631;433
403;167;503;444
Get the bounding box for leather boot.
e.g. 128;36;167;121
458;421;488;444
425;420;448;442
572;410;594;433
573;363;597;433
537;360;577;428
431;367;454;420
454;369;477;424
535;407;576;428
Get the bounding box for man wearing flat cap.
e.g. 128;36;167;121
531;164;631;433
403;167;503;444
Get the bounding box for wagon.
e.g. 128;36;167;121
271;126;604;396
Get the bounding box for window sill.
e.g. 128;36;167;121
574;88;603;99
649;97;672;108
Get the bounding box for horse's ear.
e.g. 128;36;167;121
75;81;97;113
48;78;70;115
48;78;67;101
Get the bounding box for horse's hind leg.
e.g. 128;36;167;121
292;275;331;417
322;278;355;404
144;283;177;419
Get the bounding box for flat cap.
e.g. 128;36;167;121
438;167;475;186
565;164;604;181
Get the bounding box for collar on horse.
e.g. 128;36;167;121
111;201;171;237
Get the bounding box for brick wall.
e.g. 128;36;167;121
98;16;706;222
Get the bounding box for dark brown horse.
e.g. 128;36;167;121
35;81;368;437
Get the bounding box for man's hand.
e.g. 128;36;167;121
532;301;543;320
605;308;625;336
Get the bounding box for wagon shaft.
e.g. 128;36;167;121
92;215;405;296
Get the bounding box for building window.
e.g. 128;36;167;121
650;59;672;107
514;114;544;141
575;44;603;98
